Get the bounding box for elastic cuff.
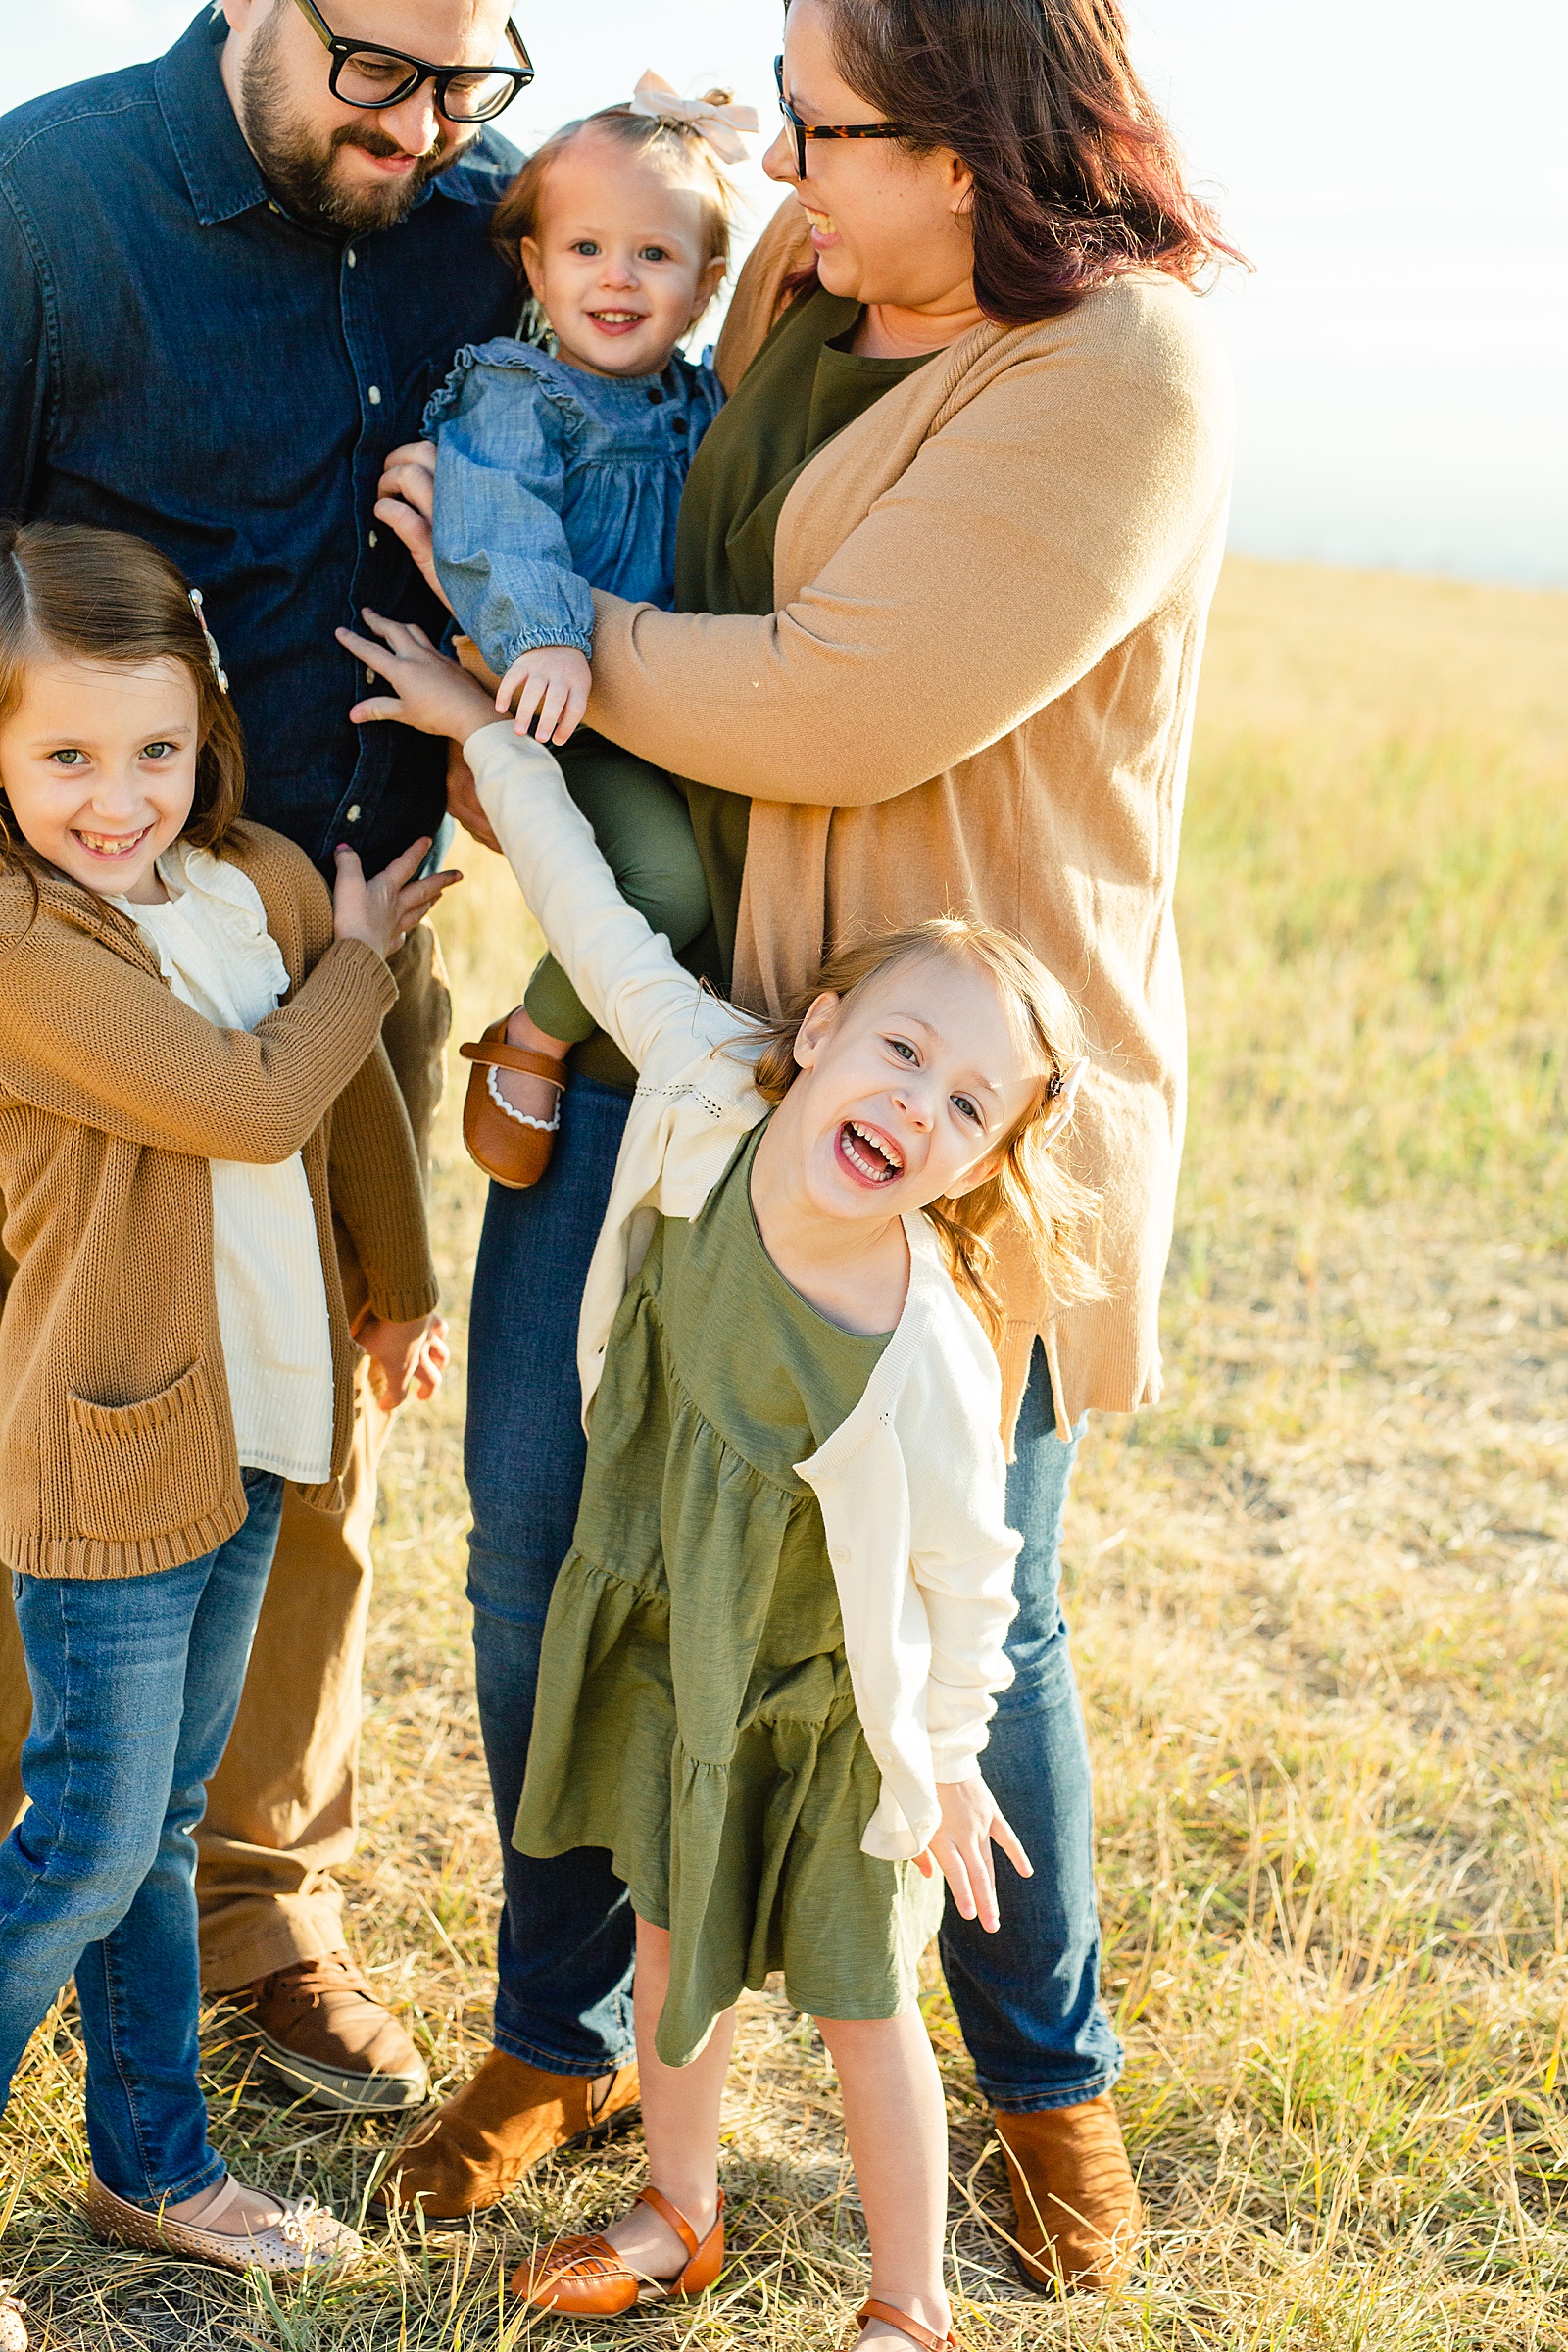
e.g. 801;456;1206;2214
491;2021;636;2078
499;628;594;665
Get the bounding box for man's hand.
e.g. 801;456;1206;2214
446;737;501;854
374;440;443;605
914;1775;1032;1934
339;609;501;744
354;1307;450;1411
495;643;592;747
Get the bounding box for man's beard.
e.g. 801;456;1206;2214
238;8;471;236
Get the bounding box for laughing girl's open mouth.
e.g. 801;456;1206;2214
836;1119;904;1185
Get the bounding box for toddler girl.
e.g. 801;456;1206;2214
0;524;450;2290
401;76;756;1186
341;612;1098;2352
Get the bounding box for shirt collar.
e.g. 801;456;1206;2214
155;7;270;229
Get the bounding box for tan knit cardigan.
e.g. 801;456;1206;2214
0;820;437;1578
586;204;1233;1439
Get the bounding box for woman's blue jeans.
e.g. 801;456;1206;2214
466;1079;1123;2112
0;1470;284;2200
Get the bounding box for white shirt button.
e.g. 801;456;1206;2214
346;246;357;267
368;384;382;405
345;804;362;823
368;528;378;548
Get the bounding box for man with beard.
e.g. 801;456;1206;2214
0;1;527;2113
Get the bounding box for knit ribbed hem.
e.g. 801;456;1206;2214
0;1489;248;1580
362;1282;441;1324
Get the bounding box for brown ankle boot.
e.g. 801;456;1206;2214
994;2094;1143;2292
372;2048;640;2221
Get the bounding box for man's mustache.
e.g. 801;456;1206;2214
331;122;449;165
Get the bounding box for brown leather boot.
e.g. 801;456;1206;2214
994;2094;1143;2293
372;2047;641;2221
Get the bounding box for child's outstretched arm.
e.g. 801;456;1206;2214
341;611;737;1079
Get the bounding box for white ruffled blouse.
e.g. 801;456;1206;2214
111;841;334;1484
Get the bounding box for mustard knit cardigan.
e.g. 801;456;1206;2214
0;821;437;1579
585;204;1235;1439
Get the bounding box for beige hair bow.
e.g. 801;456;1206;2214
630;70;759;165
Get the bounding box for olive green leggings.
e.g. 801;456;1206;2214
522;729;711;1046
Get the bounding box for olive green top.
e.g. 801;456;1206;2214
672;287;936;986
514;1119;943;2065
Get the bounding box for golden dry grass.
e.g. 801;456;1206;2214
4;555;1568;2347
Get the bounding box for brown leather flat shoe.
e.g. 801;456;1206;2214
854;2296;965;2348
459;1017;567;1188
85;2170;364;2278
995;2093;1143;2292
372;2047;640;2220
511;2184;723;2315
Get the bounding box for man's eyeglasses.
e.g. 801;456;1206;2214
774;55;906;180
294;0;534;124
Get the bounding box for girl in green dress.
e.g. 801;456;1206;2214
340;616;1101;2352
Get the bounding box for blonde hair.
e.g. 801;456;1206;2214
746;918;1103;1339
493;102;738;286
0;520;246;885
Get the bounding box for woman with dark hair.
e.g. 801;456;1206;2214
377;0;1238;2302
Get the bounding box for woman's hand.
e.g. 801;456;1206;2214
340;609;501;744
915;1775;1032;1934
495;643;592;747
353;1306;450;1409
332;830;461;960
374;440;444;605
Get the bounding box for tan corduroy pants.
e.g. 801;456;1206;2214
0;921;450;1992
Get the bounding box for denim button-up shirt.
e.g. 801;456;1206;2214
425;340;723;675
0;9;520;877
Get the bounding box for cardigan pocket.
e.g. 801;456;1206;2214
67;1357;230;1542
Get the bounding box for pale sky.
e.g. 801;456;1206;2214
4;0;1565;586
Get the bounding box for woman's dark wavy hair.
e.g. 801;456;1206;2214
813;0;1247;323
0;520;246;884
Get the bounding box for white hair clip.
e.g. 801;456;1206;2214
629;70;759;164
1042;1056;1089;1138
187;588;229;694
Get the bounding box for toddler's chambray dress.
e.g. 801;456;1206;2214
514;1121;945;2065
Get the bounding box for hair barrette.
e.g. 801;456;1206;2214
1042;1056;1088;1133
188;587;229;694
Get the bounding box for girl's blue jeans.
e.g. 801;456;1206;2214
0;1470;284;2201
466;1078;1123;2113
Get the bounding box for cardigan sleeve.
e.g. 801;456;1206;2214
467;722;745;1075
585;285;1232;807
0;926;397;1163
326;1040;439;1325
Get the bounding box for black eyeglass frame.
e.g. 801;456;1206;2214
774;55;906;179
293;0;535;122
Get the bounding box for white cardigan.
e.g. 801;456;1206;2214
469;723;1022;1860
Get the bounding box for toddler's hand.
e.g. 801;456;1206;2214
373;440;445;605
354;1307;450;1410
496;645;591;747
341;609;501;745
915;1775;1032;1934
332;832;460;960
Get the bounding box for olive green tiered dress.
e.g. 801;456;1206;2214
514;1121;945;2066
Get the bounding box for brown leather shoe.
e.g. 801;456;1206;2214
995;2094;1143;2293
229;1950;428;2114
373;2047;641;2221
511;2183;722;2313
459;1018;567;1189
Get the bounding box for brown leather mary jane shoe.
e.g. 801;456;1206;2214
853;2297;966;2348
459;1015;567;1188
511;2184;723;2315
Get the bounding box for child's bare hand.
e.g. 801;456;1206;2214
354;1308;449;1410
373;440;444;605
340;609;500;744
332;831;461;961
915;1776;1032;1934
495;644;591;747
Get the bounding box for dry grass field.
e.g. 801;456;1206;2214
4;554;1568;2348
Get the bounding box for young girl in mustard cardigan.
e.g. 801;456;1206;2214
346;610;1097;2352
0;523;452;2306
